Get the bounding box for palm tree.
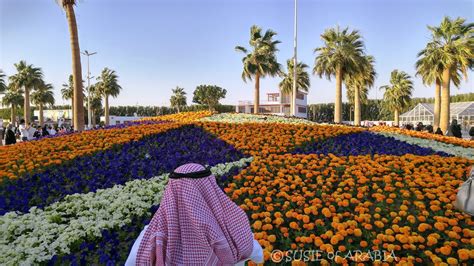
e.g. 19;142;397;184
380;70;414;126
426;17;473;132
56;0;85;131
87;83;102;126
416;41;463;131
96;68;122;125
235;25;282;114
345;55;376;126
2;84;24;124
0;70;7;93
61;74;75;121
170;87;187;113
9;61;43;125
313;26;366;123
31;82;55;126
279;59;310;114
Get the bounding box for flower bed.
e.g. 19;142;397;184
370;126;474;148
139;110;213;122
0;125;244;214
225;154;473;264
375;132;474;160
0;157;253;265
201;113;317;125
198;122;364;156
292;132;451;157
2;111;474;265
0;122;183;180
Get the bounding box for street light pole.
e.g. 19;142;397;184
81;50;97;129
292;0;298;116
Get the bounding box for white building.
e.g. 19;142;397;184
33;109;72;121
100;115;144;125
236;91;308;118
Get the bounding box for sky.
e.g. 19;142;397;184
1;0;473;107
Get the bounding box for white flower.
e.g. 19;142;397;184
374;132;474;160
0;157;253;264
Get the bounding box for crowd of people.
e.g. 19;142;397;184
0;119;107;146
402;119;472;139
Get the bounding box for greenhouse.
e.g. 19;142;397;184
400;102;474;127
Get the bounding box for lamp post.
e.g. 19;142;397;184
291;0;298;116
81;50;97;129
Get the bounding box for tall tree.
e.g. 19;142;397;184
31;82;55;126
192;85;227;111
426;16;473;132
0;70;7;93
345;55;376;126
96;68;122;125
57;0;85;131
313;26;366;123
416;42;463;131
380;70;414;126
2;84;24;124
61;74;75;121
170;87;187;113
9;61;43;125
279;59;310;114
88;83;102;126
235;25;282;114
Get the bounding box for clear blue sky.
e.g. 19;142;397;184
1;0;473;106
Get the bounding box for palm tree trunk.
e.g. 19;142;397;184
354;87;361;126
24;87;30;125
105;94;110;126
65;3;85;131
71;99;74;126
394;109;400;127
440;68;451;133
334;67;343;123
11;105;15;125
254;73;260;114
92;110;96;127
39;104;44;126
433;79;441;130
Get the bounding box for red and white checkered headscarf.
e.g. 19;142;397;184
135;163;254;265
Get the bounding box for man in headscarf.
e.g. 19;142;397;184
128;163;263;265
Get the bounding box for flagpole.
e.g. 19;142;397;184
292;0;298;116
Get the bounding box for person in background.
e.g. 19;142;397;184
425;125;433;134
450;119;462;138
18;119;28;141
48;126;57;135
32;126;42;139
41;125;50;137
435;127;443;135
0;126;4;146
128;163;263;266
4;124;17;145
469;126;474;140
415;122;424;131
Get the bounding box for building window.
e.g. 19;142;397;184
238;106;245;113
298;106;307;113
268;94;279;102
296;93;305;100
